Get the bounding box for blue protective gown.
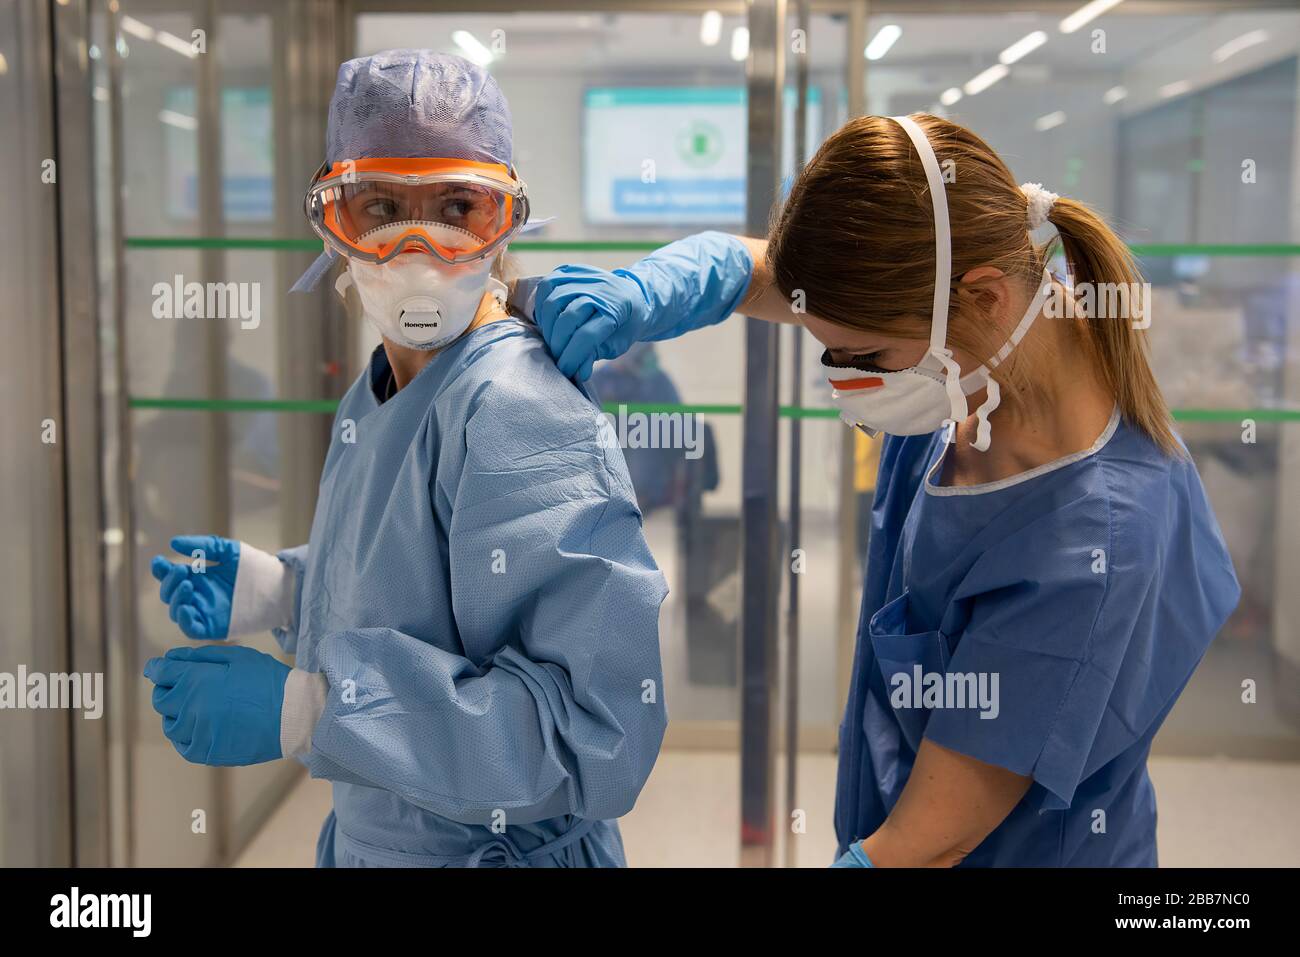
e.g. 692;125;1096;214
834;409;1239;866
274;318;668;867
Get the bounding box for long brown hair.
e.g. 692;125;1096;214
767;113;1179;455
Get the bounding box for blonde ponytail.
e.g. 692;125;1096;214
1047;197;1181;456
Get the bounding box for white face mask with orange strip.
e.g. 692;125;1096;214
821;115;1051;452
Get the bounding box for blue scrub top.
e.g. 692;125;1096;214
833;409;1240;866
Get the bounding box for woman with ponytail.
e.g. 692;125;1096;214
532;114;1239;867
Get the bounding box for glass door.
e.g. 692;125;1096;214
95;0;346;865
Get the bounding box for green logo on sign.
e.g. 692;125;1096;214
677;120;724;168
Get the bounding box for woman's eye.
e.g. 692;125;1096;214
364;199;399;218
851;351;885;368
439;198;472;220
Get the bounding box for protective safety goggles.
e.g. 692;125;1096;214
303;157;529;265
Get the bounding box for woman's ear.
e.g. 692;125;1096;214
955;265;1010;317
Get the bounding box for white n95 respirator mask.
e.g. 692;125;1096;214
337;223;504;351
823;273;1051;451
824;354;975;439
823;115;1051;452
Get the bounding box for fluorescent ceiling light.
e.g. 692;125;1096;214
730;26;749;62
1034;111;1067;131
120;15;155;41
452;30;494;67
115;17;197;59
1212;30;1269;64
158;109;198;131
939;87;963;107
999;31;1047;66
700;11;722;47
1102;85;1127;105
1060;0;1125;36
156;30;198;59
865;24;902;61
963;63;1009;96
1159;80;1190;99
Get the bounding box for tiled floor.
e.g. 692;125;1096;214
236;750;1300;867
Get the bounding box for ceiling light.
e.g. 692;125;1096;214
999;31;1047;66
865;25;902;61
700;11;722;47
963;63;1009;96
1060;0;1125;36
730;26;749;62
452;30;494;67
1212;30;1269;64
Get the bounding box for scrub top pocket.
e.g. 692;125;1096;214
867;590;950;753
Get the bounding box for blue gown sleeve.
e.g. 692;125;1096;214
301;384;669;826
271;544;309;655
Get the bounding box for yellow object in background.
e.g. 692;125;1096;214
854;430;883;493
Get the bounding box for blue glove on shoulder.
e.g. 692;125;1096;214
535;231;754;380
831;842;874;867
150;534;240;640
144;644;289;766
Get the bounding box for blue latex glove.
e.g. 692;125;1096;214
831;842;874;867
143;645;289;766
150;535;240;640
534;231;753;380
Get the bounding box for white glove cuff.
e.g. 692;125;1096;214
228;542;296;637
280;668;328;759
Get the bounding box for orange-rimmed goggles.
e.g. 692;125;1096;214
304;157;529;265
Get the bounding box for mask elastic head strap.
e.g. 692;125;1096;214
967;268;1054;452
984;267;1053;372
888;115;962;422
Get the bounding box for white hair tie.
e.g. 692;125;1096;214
1020;182;1059;230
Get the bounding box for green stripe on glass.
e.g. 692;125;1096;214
129;397;341;413
123;237;667;254
124;237;1300;256
127;396;1300;422
125;236;325;251
1129;243;1300;257
1170;408;1300;422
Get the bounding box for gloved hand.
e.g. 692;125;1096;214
151;535;240;640
831;842;874;867
143;645;289;766
534;231;753;380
